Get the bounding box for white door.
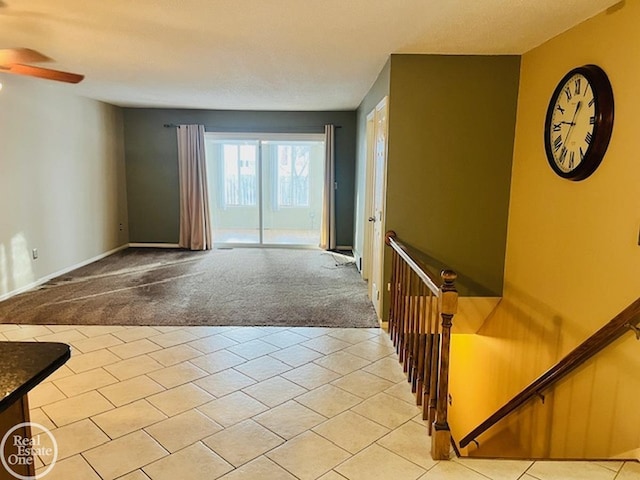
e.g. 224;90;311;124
370;97;388;318
363;110;375;287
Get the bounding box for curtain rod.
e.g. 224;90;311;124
163;123;341;130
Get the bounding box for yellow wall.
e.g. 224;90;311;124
449;2;640;459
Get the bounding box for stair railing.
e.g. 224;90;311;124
385;231;458;460
459;296;640;450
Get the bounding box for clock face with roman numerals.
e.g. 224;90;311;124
544;65;614;181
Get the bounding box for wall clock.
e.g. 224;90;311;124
543;64;614;181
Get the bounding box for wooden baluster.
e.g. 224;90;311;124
422;290;434;414
431;270;458;460
387;250;394;341
388;250;399;344
410;279;419;394
393;258;401;351
394;250;403;347
394;251;402;346
415;282;427;404
410;273;421;393
405;271;413;378
406;270;417;383
402;267;414;373
385;231;398;346
427;296;440;425
394;262;405;361
396;258;407;361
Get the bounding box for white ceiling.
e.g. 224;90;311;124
0;0;621;111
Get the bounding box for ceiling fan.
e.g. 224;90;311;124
0;48;84;83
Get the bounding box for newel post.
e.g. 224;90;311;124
431;270;458;460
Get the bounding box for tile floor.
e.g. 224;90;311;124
0;323;637;480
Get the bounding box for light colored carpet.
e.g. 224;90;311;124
0;248;379;328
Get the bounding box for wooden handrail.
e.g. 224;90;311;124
385;230;458;460
385;231;440;295
459;296;640;449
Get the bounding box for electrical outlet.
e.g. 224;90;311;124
32;248;38;260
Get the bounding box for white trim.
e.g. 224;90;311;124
128;243;181;249
353;249;362;272
362;110;376;281
211;244;352;252
215;243;320;250
0;244;129;302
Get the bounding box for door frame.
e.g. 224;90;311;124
362;110;376;286
204;132;326;248
364;97;389;319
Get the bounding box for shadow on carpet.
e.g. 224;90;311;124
0;248;380;328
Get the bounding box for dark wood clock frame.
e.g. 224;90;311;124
543;64;614;181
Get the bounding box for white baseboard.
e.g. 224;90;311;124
129;243;349;252
0;244;129;302
129;243;181;248
353;250;363;273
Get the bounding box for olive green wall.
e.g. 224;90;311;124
123;109;356;246
385;54;520;299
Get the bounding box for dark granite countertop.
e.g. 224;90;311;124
0;342;70;414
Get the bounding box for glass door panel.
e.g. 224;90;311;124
205;133;325;247
205;139;260;244
261;140;324;245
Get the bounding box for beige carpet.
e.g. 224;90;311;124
0;248;379;328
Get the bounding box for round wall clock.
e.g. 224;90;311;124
543;64;614;181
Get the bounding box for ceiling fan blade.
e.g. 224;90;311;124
0;48;50;65
2;63;84;83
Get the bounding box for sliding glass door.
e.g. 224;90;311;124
261;140;324;245
205;139;260;244
205;133;325;246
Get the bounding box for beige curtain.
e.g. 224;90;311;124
177;124;212;250
320;124;336;250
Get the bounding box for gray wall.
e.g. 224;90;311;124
123;109;357;246
0;75;128;299
353;59;391;266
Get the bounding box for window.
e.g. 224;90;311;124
277;145;310;207
222;144;257;206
